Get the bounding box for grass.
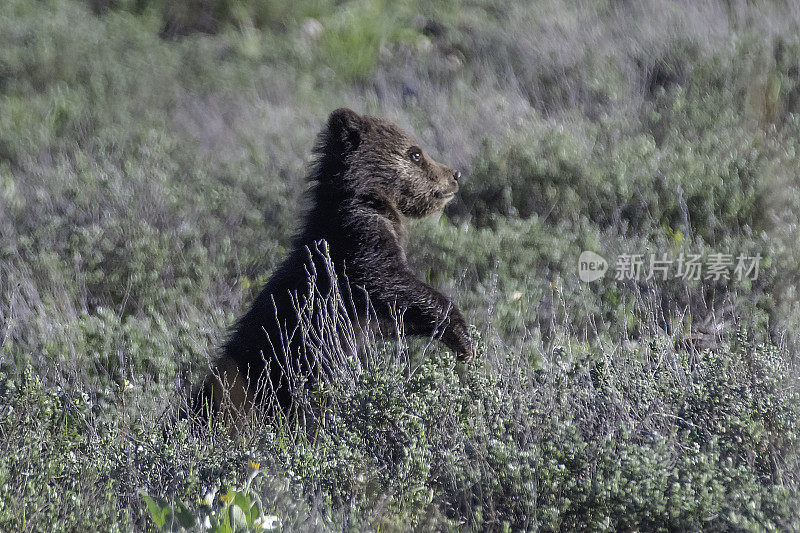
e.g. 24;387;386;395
1;0;799;530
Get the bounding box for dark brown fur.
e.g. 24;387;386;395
193;108;474;420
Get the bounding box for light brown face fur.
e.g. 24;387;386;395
339;112;460;218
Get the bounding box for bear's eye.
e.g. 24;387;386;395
408;148;422;163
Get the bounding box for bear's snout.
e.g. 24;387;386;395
447;168;460;191
435;164;459;190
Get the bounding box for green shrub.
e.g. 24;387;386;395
1;0;799;530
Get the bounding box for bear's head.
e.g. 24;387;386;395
320;108;461;218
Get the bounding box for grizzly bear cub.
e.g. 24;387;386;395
192;108;474;421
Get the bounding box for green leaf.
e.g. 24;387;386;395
174;501;196;529
232;491;259;527
210;514;233;533
208;515;231;533
142;494;170;530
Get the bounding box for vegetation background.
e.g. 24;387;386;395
1;0;800;530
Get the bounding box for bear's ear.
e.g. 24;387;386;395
327;108;364;152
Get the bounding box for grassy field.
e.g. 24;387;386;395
1;0;800;530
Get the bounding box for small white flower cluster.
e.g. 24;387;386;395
253;514;281;530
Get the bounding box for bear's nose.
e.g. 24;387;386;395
453;170;461;182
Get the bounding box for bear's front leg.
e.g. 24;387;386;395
363;270;475;360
